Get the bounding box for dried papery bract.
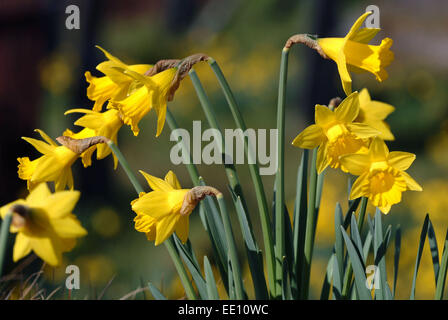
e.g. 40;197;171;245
10;204;30;229
284;34;328;59
56;135;111;154
328;97;342;110
145;59;181;77
180;186;222;216
144;53;210;101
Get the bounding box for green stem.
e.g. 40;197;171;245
107;141;144;194
0;211;12;277
341;196;368;298
208;58;276;298
435;231;448;300
274;48;289;296
164;237;199;300
301;147;318;299
165;110;201;186
216;194;244;299
188;69;248;209
107;140;198;300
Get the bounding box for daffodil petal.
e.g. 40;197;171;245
155;214;180;246
25;183;51;207
139;170;173;192
346;11;372;41
349;172;369;200
34;129;57;146
369;137;389;159
346;123;380;139
51;215;87;238
131;191;172;219
316;143;330;174
315;105;335;127
13;233;32;262
165;171;182;190
22;137;54;155
175;215;189;244
400;171;422;191
29;236;61;266
334;91;359;122
339;153;370;176
291;124;324;149
388;152;416;171
41;190;81;219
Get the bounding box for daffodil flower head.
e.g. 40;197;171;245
356;88;395;140
292;92;380;174
340;137;422;214
112;67;177;137
0;183;87;266
85;46;151;112
64;108;124;169
317;11;394;95
18;129;79;191
131;170;220;245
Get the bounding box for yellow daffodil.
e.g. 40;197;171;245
131;170;190;245
18;130;79;191
292;92;380;174
356;88;395;140
317;11;394;95
85;46;151;112
64;108;123;168
340;137;422;214
0;183;87;266
112;67;177;137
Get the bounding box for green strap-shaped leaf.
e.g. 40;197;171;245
427;219;440;284
204;256;219;300
292;150;308;299
410;214;430;300
332;255;342;300
232;191;268;299
373;209;389;300
393;225;401;298
435;229;448;299
340;227;371;300
320;254;335;300
351;215;364;261
148;283;167;300
174;236;208;299
282;258;292;300
335;203;344;280
363;231;372;264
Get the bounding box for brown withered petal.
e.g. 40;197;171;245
56;135;111;154
179;186;221;216
328;97;342;110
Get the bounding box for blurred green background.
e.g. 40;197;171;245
1;0;447;299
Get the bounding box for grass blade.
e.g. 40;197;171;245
204;256;219;300
232;190;268;299
148;283;167;300
410;214;430;300
320;254;335;300
427;219;440;284
393;225;401;298
340;227;371;300
435;229;448;299
292;150;308;298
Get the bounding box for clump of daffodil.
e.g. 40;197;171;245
64;108;124;168
111;67;177;137
292;92;380;174
355;88;395;140
317;11;394;95
18;130;80;191
85;46;151;112
0;183;87;266
131;170;220;245
340;137;422;214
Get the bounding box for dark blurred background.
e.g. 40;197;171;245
1;0;447;299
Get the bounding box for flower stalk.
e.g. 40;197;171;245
208;58;276;298
274;47;289;297
0;210;12;277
